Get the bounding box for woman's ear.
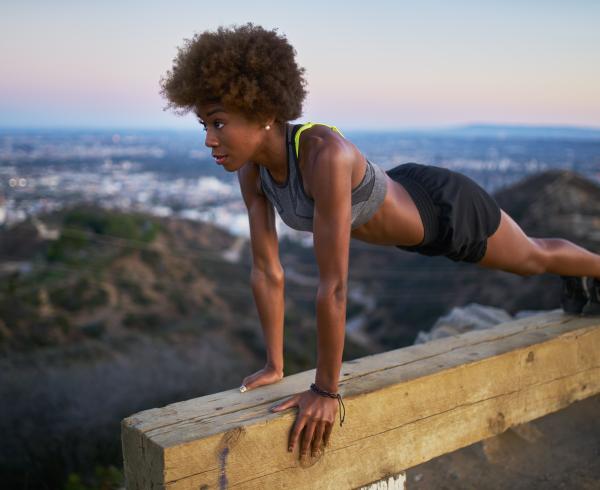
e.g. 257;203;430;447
264;116;276;129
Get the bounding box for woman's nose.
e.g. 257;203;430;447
204;130;219;148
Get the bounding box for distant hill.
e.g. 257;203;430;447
430;124;600;140
494;169;600;243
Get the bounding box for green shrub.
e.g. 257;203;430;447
167;289;189;314
56;314;72;335
116;277;151;305
140;248;161;268
63;208;160;243
63;464;124;490
49;278;109;312
46;228;89;262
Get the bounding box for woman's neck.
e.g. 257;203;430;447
252;122;288;181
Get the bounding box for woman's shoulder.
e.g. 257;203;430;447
294;122;351;163
294;121;344;144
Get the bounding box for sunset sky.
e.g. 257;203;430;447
1;0;599;130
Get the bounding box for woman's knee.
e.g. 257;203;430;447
479;213;548;275
524;238;550;275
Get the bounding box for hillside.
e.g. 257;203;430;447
3;169;599;357
494;169;600;242
0;205;371;365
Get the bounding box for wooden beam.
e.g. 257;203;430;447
121;311;600;489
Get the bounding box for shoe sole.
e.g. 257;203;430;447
561;276;588;314
582;300;600;316
582;277;600;316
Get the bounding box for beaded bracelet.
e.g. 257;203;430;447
310;383;346;427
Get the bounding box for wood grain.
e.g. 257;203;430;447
121;310;600;489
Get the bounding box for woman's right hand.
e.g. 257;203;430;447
240;364;284;392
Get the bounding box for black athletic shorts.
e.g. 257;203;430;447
386;163;502;263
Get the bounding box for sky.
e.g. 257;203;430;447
1;0;599;130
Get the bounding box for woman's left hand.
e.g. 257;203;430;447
270;389;337;458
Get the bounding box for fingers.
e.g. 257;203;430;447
241;373;263;392
241;371;259;391
271;392;336;458
270;394;298;413
323;422;333;448
300;419;318;457
241;368;283;392
289;415;312;455
311;422;326;456
252;373;281;390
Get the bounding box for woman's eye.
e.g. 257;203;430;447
199;120;224;131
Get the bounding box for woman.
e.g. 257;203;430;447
160;23;600;460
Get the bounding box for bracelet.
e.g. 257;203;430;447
310;383;346;427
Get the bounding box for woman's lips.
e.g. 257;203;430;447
213;155;228;165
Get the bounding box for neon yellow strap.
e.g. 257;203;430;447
293;122;344;160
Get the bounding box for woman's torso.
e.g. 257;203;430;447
258;122;426;247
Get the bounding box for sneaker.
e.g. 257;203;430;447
560;275;588;314
582;277;600;316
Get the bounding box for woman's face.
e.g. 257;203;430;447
195;103;267;171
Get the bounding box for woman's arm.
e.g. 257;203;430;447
312;144;352;393
238;163;285;382
250;268;284;373
271;142;353;458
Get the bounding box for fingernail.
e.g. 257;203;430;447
288;446;292;452
239;385;247;393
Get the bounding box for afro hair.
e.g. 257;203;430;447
160;23;308;123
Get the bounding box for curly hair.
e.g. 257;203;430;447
160;23;308;123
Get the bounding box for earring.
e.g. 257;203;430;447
265;124;271;130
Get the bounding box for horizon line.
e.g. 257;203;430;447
1;121;600;133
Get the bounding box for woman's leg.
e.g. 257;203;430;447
477;209;600;279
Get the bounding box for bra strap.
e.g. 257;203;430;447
293;122;345;160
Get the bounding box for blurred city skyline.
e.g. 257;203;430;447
1;0;599;130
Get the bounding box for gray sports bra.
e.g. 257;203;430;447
259;122;388;232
